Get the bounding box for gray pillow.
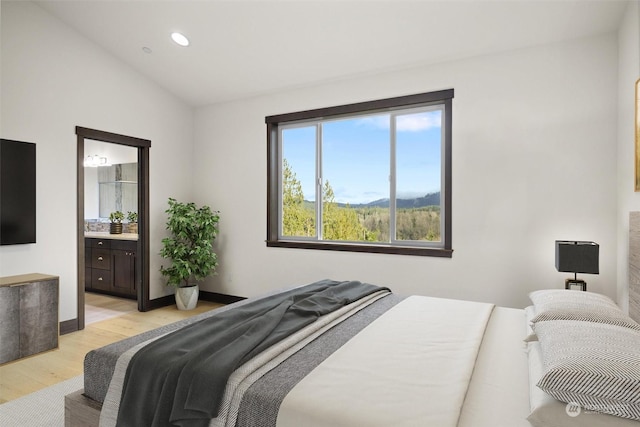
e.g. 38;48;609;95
527;341;640;427
533;320;640;421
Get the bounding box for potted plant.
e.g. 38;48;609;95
160;197;220;310
126;211;138;234
109;210;124;234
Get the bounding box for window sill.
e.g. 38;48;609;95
266;240;453;258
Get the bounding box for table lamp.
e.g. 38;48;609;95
555;240;599;291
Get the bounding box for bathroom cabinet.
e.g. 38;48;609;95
85;238;136;298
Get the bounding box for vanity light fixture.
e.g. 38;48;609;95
84;154;109;167
171;32;189;47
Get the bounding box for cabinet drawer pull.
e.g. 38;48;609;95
97;256;103;261
98;277;103;281
98;241;103;245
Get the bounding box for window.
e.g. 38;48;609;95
266;89;453;257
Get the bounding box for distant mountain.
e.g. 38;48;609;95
338;192;440;209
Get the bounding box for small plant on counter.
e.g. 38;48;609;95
126;211;139;234
109;211;125;234
126;211;138;223
109;211;124;223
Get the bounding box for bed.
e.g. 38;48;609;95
64;279;640;427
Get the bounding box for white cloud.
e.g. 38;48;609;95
355;116;389;130
396;112;441;131
355;111;441;132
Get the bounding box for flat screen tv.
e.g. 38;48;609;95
0;139;36;245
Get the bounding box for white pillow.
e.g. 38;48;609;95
533;320;640;421
529;289;640;331
524;305;537;342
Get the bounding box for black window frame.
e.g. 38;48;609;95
266;89;454;257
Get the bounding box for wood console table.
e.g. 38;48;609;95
0;273;59;364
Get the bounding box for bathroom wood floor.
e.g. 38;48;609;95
0;294;223;403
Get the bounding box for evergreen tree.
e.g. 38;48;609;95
322;179;375;241
282;159;314;236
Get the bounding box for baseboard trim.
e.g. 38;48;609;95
60;318;79;335
144;292;244;310
144;294;175;311
199;290;245;305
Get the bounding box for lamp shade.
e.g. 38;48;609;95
555;240;599;274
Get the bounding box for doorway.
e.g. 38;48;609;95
76;126;151;331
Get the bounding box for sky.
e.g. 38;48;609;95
282;108;443;205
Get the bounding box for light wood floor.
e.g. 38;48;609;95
85;292;138;325
0;293;224;404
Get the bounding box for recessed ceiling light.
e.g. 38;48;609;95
171;32;189;47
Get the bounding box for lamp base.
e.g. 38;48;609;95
565;278;587;291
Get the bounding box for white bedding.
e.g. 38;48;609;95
276;295;496;427
458;306;531;427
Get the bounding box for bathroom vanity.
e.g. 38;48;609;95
85;233;137;298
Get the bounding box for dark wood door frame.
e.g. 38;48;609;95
75;126;151;331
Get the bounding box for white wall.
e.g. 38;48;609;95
0;1;627;320
617;0;640;312
0;1;194;322
194;34;619;309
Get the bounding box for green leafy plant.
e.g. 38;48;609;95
126;211;138;223
109;211;124;223
160;198;220;288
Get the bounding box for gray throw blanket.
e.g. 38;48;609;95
115;279;390;427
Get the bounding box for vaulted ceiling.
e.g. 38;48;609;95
35;0;629;107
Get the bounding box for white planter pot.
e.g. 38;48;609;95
175;284;199;310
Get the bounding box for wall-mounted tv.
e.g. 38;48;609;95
1;139;36;245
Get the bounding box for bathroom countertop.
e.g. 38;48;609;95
84;231;138;241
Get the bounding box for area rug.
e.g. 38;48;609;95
0;375;83;427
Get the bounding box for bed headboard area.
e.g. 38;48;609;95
629;212;640;322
